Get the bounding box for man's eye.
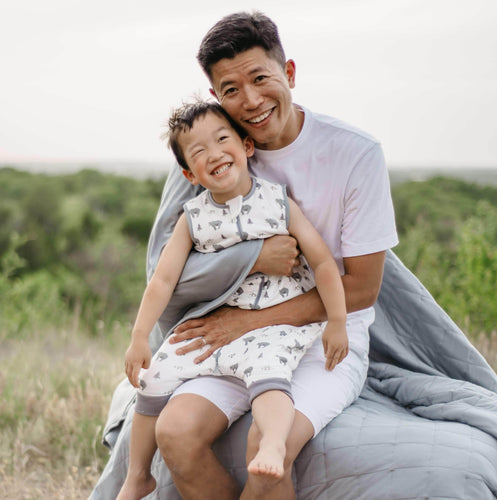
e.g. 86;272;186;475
219;135;229;142
255;75;267;83
223;87;236;97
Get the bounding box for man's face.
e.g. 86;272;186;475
209;47;302;151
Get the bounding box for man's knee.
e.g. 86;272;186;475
155;395;227;464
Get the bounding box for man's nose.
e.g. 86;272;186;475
242;85;263;110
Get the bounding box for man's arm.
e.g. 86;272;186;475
171;243;386;363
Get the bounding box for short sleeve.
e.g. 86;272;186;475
341;143;399;257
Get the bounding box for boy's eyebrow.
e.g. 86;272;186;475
185;125;232;153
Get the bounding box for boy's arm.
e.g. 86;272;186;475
125;214;192;386
287;199;348;370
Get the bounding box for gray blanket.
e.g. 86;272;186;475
90;170;497;499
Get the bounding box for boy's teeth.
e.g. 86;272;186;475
248;109;272;124
213;163;231;176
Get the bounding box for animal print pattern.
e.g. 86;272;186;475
138;321;325;399
183;177;289;253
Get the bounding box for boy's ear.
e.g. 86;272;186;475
182;168;199;185
244;136;255;158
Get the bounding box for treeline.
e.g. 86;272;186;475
1;167;496;338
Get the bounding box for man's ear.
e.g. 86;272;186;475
182;168;199;185
209;88;219;101
285;59;296;89
244;136;255;158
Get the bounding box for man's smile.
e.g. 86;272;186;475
246;108;274;124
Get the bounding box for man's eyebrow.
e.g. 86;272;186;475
219;66;268;91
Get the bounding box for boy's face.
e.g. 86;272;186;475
179;111;254;203
208;47;301;151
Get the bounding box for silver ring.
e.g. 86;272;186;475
201;337;207;346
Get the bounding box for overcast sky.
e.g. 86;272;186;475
1;0;496;173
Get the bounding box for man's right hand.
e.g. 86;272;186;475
250;235;300;276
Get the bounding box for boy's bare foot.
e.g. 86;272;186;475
247;444;285;479
116;474;156;500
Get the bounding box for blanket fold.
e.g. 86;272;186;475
91;250;497;500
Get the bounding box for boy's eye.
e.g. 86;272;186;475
192;148;204;157
219;135;229;142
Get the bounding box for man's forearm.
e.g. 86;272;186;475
240;288;327;330
242;273;379;331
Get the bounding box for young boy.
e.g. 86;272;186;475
117;100;347;500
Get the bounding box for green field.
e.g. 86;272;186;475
0;167;496;498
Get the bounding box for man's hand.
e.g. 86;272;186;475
169;306;251;364
322;320;349;371
124;337;151;388
250;235;300;276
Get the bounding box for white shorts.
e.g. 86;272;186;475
171;308;374;437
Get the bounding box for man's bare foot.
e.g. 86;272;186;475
247;444;285;479
116;473;156;500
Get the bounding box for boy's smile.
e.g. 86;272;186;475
179;112;254;204
209;47;304;151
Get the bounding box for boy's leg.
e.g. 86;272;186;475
241;410;314;500
247;390;295;479
116;413;158;500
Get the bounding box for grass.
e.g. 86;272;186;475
0;323;496;499
0;323;129;500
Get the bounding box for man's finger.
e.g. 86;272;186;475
194;346;217;364
174;318;204;334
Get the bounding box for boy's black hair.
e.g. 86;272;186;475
166;100;248;170
197;11;286;79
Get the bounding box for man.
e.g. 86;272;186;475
149;11;398;499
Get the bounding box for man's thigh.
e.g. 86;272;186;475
292;334;369;437
171;375;251;429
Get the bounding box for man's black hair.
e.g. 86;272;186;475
197;11;286;79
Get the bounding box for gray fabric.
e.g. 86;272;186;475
90;165;497;499
248;377;293;404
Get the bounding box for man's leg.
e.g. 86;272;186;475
241;410;314;500
155;393;241;500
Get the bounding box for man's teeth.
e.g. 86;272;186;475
248;109;272;124
213;163;231;176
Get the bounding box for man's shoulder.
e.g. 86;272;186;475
305;107;380;149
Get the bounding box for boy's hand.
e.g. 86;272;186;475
124;337;151;388
322;321;348;371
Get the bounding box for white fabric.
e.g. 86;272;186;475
183;177;289;253
184;176;315;310
172;307;374;436
139;321;324;399
249;105;399;277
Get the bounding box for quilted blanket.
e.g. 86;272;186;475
90;168;497;499
90;247;497;499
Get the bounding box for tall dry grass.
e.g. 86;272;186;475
0;324;496;499
0;324;128;500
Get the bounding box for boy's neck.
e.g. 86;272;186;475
210;177;253;205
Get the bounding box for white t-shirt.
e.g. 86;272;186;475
249;105;398;276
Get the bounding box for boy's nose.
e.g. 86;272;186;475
208;147;223;162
